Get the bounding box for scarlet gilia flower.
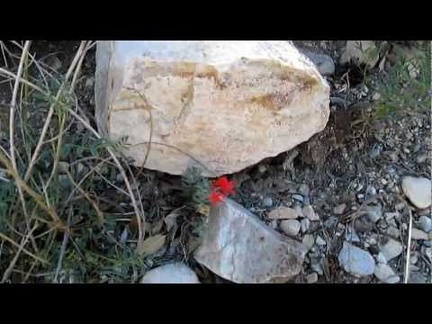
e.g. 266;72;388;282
212;176;236;196
208;191;224;207
208;176;236;207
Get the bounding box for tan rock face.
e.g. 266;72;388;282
95;41;330;177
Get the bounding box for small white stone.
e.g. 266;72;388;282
372;92;381;101
385;212;399;220
305;272;318;283
300;218;311;233
303;205;319;221
258;165;267;173
280;219;301;237
141;263;200;283
395;203;405;211
315;236;326;246
334;203;346;215
302;234;315;251
379;238;403;262
386;226;400;238
411;228;429;240
268;207;299;220
374;263;400;283
401;176;432;209
366;204;383;223
263;197;273;207
418;216;432;233
338;242;375;276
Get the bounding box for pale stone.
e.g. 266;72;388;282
305;272;318;283
411;228;429;240
268;206;299;220
95;41;330;177
334;203;346;215
374;263;400;283
379;238;403;262
401;176;432;209
194;198;307;283
141;263;200;283
418;216;432;233
280;219;301;237
302;234;315;251
338;242;375;276
303;205;320;221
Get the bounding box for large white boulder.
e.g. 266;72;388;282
95;41;330;177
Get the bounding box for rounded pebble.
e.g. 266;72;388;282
141;263;200;283
315;236;326;246
300;218;310;233
338;242;375;276
305;272;318;283
379;238;403;261
280;219;301;237
263;197;273;207
401;176;432;209
374;263;400;283
418;216;432;233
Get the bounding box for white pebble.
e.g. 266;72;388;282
315;236;326;246
280;219;301;237
401;176;432;209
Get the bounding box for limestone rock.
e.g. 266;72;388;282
338;242;375;276
401;176;432;209
280;219;301;237
95;41;330;177
379;238;403;262
194;198;307;283
374;263;400;284
141;263;200;283
268;206;299;220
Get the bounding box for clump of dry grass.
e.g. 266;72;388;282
0;41;169;283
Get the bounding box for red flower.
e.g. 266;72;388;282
208;191;224;207
212;176;236;196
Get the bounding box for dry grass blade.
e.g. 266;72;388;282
23;41;87;182
0;62;146;251
8;41;34;242
0;232;48;266
0;151;61;225
1;223;38;283
0;68;47;95
404;209;413;284
132;141;217;177
9;41;30;158
53;210;73;283
65;107;146;252
65;169;104;225
136;234;166;256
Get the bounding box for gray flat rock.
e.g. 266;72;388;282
195;198;307;283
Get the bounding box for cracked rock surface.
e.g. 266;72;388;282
194;198;307;283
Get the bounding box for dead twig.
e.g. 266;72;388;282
404;209;413;283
